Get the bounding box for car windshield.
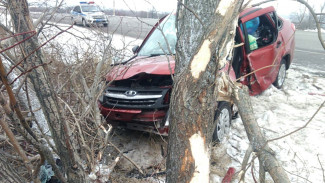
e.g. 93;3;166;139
138;15;176;56
81;5;100;12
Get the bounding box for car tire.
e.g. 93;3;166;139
71;17;76;25
82;19;89;27
103;23;108;27
212;102;231;143
273;59;286;89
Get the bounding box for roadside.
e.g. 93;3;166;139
20;18;325;182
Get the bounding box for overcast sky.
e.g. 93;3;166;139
31;0;324;18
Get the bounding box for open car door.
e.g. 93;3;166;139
241;7;285;92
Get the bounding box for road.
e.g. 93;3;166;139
32;12;325;74
294;30;325;75
31;12;157;39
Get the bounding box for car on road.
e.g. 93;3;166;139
71;2;108;27
98;6;295;142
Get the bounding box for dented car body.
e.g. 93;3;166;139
98;6;295;137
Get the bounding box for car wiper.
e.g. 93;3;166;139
149;53;172;57
110;54;137;66
110;53;173;66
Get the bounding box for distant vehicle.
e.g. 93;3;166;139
71;1;108;27
98;6;295;142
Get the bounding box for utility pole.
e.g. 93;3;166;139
113;0;115;16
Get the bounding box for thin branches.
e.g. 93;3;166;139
317;154;325;183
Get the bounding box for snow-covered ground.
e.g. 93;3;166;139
44;24;325;182
304;28;325;33
39;23;142;64
220;65;325;183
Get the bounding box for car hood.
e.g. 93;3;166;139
84;12;105;16
106;55;175;81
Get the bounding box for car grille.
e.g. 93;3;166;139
93;15;105;19
102;88;169;109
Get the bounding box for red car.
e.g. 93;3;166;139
98;6;295;141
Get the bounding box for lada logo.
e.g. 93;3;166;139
125;90;137;96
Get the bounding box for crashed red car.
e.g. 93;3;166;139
98;6;295;141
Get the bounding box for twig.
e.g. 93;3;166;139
0;118;33;173
238;145;252;183
0;31;36;54
317;154;325;183
108;139;144;175
251;154;258;183
9;60;53;85
283;167;313;183
0;57;39;141
7;24;73;76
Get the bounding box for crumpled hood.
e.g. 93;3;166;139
106;55;175;81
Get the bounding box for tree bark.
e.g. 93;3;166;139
166;1;243;182
6;0;85;182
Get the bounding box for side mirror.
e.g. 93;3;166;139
132;45;139;54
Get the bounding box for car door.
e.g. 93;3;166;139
241;7;285;91
75;6;82;24
71;6;78;23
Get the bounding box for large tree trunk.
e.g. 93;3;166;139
6;1;85;182
166;1;243;182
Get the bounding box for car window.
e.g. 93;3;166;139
73;6;78;12
268;12;283;30
81;5;100;12
244;14;277;51
138;15;176;56
73;6;81;13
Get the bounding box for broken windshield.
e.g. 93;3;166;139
138;15;176;56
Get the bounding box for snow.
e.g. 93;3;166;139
39;23;142;64
221;65;325;182
304;28;325;33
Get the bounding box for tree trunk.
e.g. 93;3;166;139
6;0;85;182
166;1;243;182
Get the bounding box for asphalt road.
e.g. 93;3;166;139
32;12;325;74
293;30;325;74
31;12;157;39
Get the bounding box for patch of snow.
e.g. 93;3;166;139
304;28;325;33
39;23;142;64
217;65;325;183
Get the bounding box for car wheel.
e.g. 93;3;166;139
273;60;286;89
103;23;108;27
71;17;76;25
212;102;231;143
82;19;88;27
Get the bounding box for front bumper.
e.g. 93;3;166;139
98;102;169;135
87;19;108;24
